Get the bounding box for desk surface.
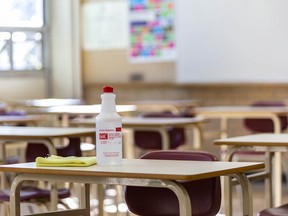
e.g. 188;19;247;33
124;99;201;114
0;115;46;124
214;133;288;208
0;159;264;181
0;126;96;139
29;104;137;115
127;99;200;106
9;98;84;108
71;116;207;127
215;133;288;147
195;106;288;116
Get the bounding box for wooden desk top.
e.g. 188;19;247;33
123;99;201;114
0;115;46;124
29;104;137;115
70;116;207;127
215;133;288;147
0;159;264;181
195;106;288;116
0;126;96;139
127;99;201;106
9;98;84;108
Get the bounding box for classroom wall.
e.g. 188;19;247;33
81;0;175;85
81;0;288;106
0;76;45;101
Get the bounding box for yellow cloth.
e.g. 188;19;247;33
36;155;96;167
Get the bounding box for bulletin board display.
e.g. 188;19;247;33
128;0;176;63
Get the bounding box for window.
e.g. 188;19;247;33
0;0;47;72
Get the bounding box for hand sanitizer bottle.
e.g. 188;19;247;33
96;86;122;165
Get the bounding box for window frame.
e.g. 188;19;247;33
0;0;49;76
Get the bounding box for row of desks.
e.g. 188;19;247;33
196;105;288;208
0;100;288;215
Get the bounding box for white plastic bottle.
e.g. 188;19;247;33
96;86;122;165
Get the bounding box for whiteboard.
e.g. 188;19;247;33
82;1;128;50
176;0;288;83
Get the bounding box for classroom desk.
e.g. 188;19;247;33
0;159;264;216
0;126;96;157
27;104;137;126
8;98;84;108
0;126;96;189
195;105;288;207
123;99;201;114
0;115;46;126
70;116;207;157
214;133;288;211
195;106;288;138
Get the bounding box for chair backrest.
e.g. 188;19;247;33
258;203;288;216
243;101;288;133
25;137;82;162
125;150;221;216
134;111;186;150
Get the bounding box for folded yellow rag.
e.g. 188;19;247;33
36;155;96;167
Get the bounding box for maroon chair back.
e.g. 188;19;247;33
134;111;186;150
259;203;288;216
125;150;221;216
244;101;288;133
25;137;82;162
0;186;70;202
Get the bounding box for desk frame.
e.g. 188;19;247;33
71;117;206;157
0;159;264;216
196;106;287;207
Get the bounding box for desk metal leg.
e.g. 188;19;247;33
274;152;282;206
159;127;169;150
271;115;282;206
191;123;203;150
265;152;273;208
224;175;232;216
9;174;192;216
223;146;238;216
220;117;228;139
80;183;90;216
230;173;253;216
10;175;24;216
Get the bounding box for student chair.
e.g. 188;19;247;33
0;139;81;215
125;150;221;216
258;203;288;216
25;137;82;162
134;111;187;153
244;101;288;133
0;186;71;215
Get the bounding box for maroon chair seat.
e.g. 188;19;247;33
134;111;187;150
0;186;70;202
259;203;288;216
125;150;221;216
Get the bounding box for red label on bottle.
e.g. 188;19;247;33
99;133;108;140
116;127;122;132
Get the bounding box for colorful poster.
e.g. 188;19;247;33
129;0;176;63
